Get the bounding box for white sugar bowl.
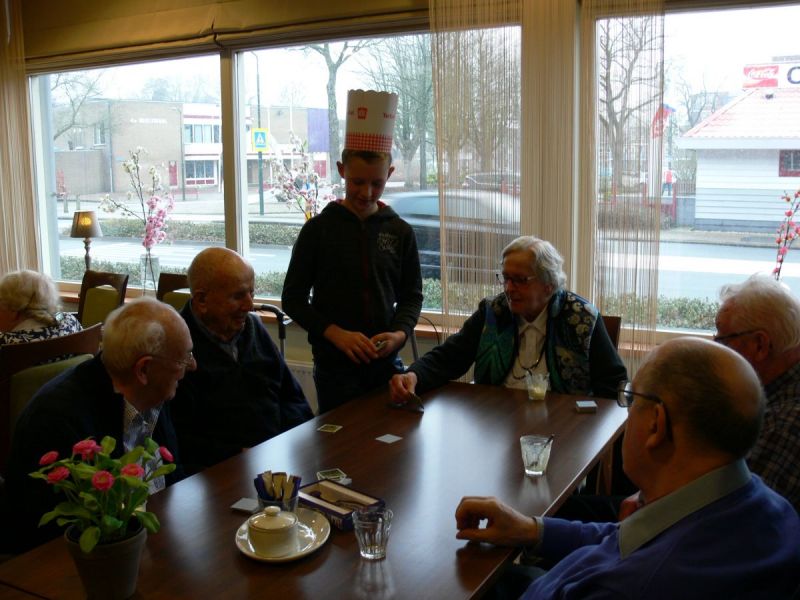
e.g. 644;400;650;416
247;506;298;556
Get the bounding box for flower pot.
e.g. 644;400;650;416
65;523;147;600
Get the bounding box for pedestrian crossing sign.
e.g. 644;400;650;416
252;128;268;151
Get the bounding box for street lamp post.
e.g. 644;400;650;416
251;52;265;216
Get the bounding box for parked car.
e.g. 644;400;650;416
382;189;519;279
462;172;521;195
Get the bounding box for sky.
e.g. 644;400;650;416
664;5;800;102
94;5;800;115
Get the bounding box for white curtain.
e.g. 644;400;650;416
429;0;522;336
579;0;664;373
0;0;37;273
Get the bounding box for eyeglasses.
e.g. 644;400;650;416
616;380;664;409
151;351;195;369
496;273;537;287
712;329;757;345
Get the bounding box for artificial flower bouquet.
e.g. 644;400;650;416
29;436;175;553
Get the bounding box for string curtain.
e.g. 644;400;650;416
579;0;665;373
0;0;37;273
429;0;522;338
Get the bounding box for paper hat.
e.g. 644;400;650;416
344;89;398;153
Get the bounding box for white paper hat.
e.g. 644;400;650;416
344;89;398;153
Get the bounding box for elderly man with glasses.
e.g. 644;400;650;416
390;235;626;404
4;297;193;553
454;337;800;599
714;273;800;513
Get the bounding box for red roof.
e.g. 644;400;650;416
682;87;800;140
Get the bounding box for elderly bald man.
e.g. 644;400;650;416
170;247;312;474
716;274;800;512
454;338;800;599
5;297;193;553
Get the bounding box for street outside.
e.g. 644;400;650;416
54;188;800;302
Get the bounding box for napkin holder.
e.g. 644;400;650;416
298;480;383;531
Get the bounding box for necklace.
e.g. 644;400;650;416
511;342;546;380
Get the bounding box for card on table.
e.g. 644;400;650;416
375;434;402;444
317;424;343;433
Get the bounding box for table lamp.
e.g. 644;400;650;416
70;210;103;270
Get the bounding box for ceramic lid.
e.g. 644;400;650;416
250;506;297;532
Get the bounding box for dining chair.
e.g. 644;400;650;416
593;314;623;494
601;315;622;349
0;323;103;475
156;272;190;312
77;270;129;327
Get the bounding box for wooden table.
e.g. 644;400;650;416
0;382;627;599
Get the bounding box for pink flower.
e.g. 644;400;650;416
779;247;789;256
786;210;794;217
121;464;145;478
39;451;59;466
47;466;70;484
91;470;115;492
72;439;102;460
159;446;174;463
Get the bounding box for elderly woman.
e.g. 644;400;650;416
390;236;626;401
0;270;82;345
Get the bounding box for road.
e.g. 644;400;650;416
60;237;800;301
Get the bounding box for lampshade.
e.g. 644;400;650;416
70;211;103;239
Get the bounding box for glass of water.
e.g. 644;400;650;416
519;434;554;477
352;507;393;560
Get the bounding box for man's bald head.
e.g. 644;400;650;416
636;337;764;459
186;248;256;341
187;247;254;293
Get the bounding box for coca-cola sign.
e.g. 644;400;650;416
743;63;800;88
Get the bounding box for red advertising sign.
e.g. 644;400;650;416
744;64;779;88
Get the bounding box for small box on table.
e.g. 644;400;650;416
297;480;384;531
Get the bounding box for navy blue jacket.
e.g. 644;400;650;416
171;306;312;474
4;355;183;553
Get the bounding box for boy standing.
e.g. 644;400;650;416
282;90;423;413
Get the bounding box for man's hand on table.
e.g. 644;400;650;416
389;372;419;403
455;496;539;547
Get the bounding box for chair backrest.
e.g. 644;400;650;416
602;315;622;349
77;270;128;326
156;272;189;301
157;272;190;311
0;323;103;474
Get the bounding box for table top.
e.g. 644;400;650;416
0;382;627;599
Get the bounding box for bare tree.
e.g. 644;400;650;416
597;16;662;195
361;35;433;189
50;72;105;140
305;41;377;183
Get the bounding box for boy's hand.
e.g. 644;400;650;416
371;331;406;357
389;372;418;403
324;325;379;364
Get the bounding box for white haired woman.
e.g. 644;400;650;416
390;236;626;401
0;270;82;346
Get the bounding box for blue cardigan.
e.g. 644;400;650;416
524;473;800;599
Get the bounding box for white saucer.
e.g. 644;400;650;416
235;507;331;563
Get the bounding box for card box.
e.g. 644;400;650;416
297;479;384;531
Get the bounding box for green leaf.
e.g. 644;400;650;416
101;514;124;532
72;463;97;479
120;447;145;466
120;475;149;489
149;464;176;479
79;526;101;553
144;438;159;454
135;511;160;533
100;436;116;455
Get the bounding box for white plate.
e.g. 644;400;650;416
235;507;331;563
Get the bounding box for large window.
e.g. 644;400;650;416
237;37;441;306
30;56;222;290
596;4;800;333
